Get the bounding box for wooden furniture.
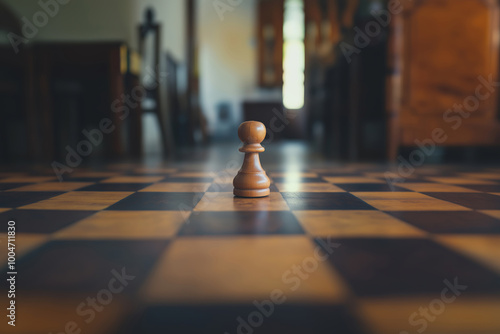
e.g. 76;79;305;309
166;53;186;146
243;101;286;140
138;8;173;156
387;0;500;160
32;42;138;160
257;0;284;87
305;0;377;160
185;0;208;145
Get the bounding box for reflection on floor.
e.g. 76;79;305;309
172;140;324;171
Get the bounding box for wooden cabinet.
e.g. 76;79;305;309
257;0;284;87
32;42;136;160
388;0;500;160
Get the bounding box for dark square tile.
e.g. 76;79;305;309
424;192;500;210
282;192;375;210
388;211;500;234
5;240;169;293
336;183;411;192
124;304;365;334
0;183;33;191
460;185;500;192
162;177;214;183
271;177;326;183
128;172;170;176
180;211;304;236
415;170;460;176
0;191;64;208
107;192;202;210
394;178;434;183
0;210;96;233
63;177;109;182
317;172;364;177
77;183;153;192
207;183;234;192
207;183;279;192
316;238;500;296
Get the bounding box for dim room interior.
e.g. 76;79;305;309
0;0;500;333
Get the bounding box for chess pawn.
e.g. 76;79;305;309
233;121;271;198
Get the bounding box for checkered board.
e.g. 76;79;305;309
1;164;500;334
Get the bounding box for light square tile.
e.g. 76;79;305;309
194;192;289;211
352;192;471;211
141;236;347;304
212;173;236;184
425;177;498;185
276;183;345;192
0;233;48;265
324;177;385;184
19;191;132;210
294;210;424;237
363;172;408;179
0;176;56;183
269;172;318;178
458;172;500;180
8;182;93;192
140;182;210;192
0;293;127;334
55;211;186;239
101;176;163;183
437;235;500;274
358;297;500;334
170;172;216;177
395;183;479;192
481;210;500;219
311;166;356;173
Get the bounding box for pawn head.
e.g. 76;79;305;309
238;121;266;144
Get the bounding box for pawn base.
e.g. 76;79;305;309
233;188;270;198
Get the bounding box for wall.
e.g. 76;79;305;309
2;0;186;60
197;0;257;136
130;0;186;61
2;0;259;137
1;0;186;156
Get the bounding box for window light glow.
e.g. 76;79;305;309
283;0;305;110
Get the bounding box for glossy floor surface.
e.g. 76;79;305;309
1;143;500;334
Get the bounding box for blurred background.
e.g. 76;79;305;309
1;0;500;166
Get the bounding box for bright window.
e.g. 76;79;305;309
283;0;305;109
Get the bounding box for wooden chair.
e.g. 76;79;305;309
138;8;173;156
